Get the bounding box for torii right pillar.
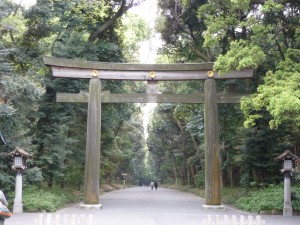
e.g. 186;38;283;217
203;78;223;210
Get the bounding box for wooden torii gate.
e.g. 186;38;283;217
43;56;253;209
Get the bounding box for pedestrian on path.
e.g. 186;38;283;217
154;181;158;190
150;181;154;190
0;190;8;225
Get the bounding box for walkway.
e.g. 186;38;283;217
6;187;300;225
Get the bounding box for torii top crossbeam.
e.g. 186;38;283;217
43;56;253;80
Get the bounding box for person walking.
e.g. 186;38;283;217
154;181;158;190
0;190;8;225
150;181;154;190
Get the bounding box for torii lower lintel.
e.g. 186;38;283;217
56;91;244;104
43;56;253;208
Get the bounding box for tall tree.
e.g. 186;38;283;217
0;0;44;190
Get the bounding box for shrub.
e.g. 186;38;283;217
22;186;81;212
194;171;205;188
235;185;300;213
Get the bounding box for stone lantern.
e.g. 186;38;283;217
8;147;33;213
274;150;299;216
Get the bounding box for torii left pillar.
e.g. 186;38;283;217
81;76;102;209
203;79;223;210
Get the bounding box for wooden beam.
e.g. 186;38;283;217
44;56;213;71
44;57;254;80
57;92;205;103
102;93;205;103
56;92;245;104
50;66;253;80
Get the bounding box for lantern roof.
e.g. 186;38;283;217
274;150;299;162
8;146;33;158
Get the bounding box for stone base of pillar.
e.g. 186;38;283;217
202;204;225;211
79;204;102;210
283;206;292;216
13;203;23;213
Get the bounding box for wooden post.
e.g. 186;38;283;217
84;78;101;204
204;79;221;206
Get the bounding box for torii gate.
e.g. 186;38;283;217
43;56;253;209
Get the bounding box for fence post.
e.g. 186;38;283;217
79;214;85;225
232;215;237;225
70;214;76;225
247;215;253;225
87;214;94;225
37;214;43;225
256;215;264;225
206;215;211;225
223;215;229;225
215;215;220;225
35;213;95;225
45;214;52;225
53;214;60;225
239;215;245;225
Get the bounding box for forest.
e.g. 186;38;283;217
0;0;299;212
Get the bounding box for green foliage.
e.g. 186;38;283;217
236;185;300;212
221;187;248;205
0;1;43;184
194;170;205;188
71;0;109;25
261;0;284;14
214;40;266;75
118;12;150;62
242;49;300;129
157;0;209;62
22;186;81;212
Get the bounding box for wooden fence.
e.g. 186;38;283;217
34;214;94;225
35;213;265;225
201;215;266;225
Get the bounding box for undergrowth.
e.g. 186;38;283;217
164;183;300;213
22;186;82;212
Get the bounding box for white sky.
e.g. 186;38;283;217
13;0;36;8
130;0;162;64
